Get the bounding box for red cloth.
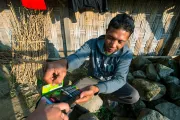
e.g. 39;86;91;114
21;0;47;10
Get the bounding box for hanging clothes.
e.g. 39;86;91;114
69;0;108;13
21;0;47;10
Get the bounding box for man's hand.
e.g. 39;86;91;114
43;59;67;84
75;86;99;104
26;97;70;120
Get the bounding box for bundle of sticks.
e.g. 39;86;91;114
10;4;51;85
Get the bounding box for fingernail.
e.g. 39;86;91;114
41;96;46;101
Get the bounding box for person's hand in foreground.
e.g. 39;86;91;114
43;59;68;84
75;86;99;104
26;97;70;120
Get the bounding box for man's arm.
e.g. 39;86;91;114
96;52;133;94
66;40;93;72
75;52;132;104
44;39;94;84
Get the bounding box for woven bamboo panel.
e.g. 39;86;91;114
46;8;66;58
168;37;180;56
0;0;179;57
67;0;180;55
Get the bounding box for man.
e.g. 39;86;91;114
26;97;70;120
44;13;139;105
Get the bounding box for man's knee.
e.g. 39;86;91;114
75;77;98;89
129;89;140;104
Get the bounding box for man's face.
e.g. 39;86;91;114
104;28;131;54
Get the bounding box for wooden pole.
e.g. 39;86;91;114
162;5;180;56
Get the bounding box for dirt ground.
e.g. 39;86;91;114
0;77;31;120
0;65;35;120
0;65;88;120
0;95;30;120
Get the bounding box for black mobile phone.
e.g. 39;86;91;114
42;85;82;106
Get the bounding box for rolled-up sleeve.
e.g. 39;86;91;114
66;40;92;72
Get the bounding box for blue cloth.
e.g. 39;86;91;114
67;35;133;94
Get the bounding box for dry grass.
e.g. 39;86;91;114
10;4;51;85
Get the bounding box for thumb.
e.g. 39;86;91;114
37;97;46;109
80;90;93;98
80;92;86;98
53;76;63;84
53;72;66;84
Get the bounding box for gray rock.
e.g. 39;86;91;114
105;102;135;118
127;72;134;83
156;64;174;78
163;116;171;120
113;117;135;120
152;83;166;100
137;108;170;120
175;99;180;107
168;59;180;78
131;99;146;117
148;58;179;78
132;79;166;101
79;95;103;113
163;76;179;85
146;64;160;81
166;83;180;100
112;104;129;117
131;56;152;70
155;102;180;120
146;57;171;66
132;70;146;78
146;98;167;109
78;113;99;120
106;100;118;110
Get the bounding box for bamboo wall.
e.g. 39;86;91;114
0;0;180;58
168;37;180;56
65;0;180;56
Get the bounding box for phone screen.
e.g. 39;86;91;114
43;86;81;104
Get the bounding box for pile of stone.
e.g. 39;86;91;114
78;56;180;120
123;56;180;120
1;56;180;120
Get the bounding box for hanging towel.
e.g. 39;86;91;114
21;0;47;10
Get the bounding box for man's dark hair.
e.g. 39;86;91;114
108;13;135;34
